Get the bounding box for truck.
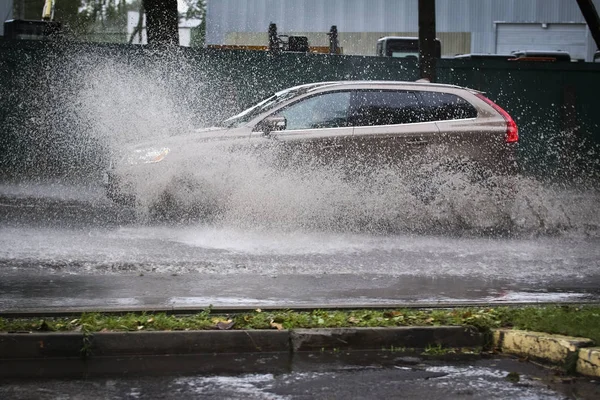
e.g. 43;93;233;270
376;36;441;59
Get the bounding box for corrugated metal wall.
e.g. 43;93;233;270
223;31;471;57
206;0;600;59
496;23;588;59
0;0;14;36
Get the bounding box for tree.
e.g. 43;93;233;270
184;0;206;47
142;0;179;46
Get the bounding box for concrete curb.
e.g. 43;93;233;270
0;326;483;360
493;329;599;378
3;327;599;379
290;326;482;352
577;347;600;377
0;326;483;378
0;326;484;378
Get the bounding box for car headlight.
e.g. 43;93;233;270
127;147;170;165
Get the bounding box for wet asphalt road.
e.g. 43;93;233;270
0;181;599;312
2;354;599;399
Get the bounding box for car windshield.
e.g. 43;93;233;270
220;83;327;128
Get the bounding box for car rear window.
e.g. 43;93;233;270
419;92;477;121
349;90;425;126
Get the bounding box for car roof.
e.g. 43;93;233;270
377;36;441;43
275;80;474;96
377;36;419;42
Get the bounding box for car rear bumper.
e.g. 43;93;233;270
455;142;518;175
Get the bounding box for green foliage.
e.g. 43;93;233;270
422;344;453;356
183;0;205;20
185;0;206;47
0;306;598;343
14;1;132;43
500;305;600;344
190;21;206;48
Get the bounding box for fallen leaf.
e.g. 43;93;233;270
270;320;284;330
255;308;262;313
216;320;235;330
348;316;360;324
384;311;402;318
146;318;154;324
137;325;144;330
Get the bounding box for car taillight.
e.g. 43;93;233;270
475;93;518;143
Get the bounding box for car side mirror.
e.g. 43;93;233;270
261;116;286;135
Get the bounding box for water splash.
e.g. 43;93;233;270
6;45;596;239
122;139;599;238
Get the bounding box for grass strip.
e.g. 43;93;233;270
0;306;598;343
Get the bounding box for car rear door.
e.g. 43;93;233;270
347;89;440;167
418;90;507;166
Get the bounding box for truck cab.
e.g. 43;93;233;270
376;36;441;59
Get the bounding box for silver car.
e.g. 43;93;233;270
105;80;518;206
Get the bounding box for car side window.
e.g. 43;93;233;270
273;91;351;130
348;90;424;126
419;92;478;121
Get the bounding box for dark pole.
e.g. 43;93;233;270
576;0;600;51
268;23;279;52
143;0;179;46
418;0;436;82
328;25;339;54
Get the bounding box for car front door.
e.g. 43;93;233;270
260;91;354;168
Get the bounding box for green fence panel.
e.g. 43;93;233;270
1;39;599;180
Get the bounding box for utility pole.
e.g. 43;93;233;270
268;23;279;52
328;25;339;54
418;0;436;82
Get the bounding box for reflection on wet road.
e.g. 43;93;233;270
3;355;596;399
0;181;599;311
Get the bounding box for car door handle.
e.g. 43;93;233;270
406;139;428;145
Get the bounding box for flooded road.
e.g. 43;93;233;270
0;181;598;311
3;355;598;399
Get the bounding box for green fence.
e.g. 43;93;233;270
1;39;599;180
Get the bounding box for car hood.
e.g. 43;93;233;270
133;126;252;150
112;126;257;168
176;126;251;142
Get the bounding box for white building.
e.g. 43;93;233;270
206;0;600;61
0;0;13;36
